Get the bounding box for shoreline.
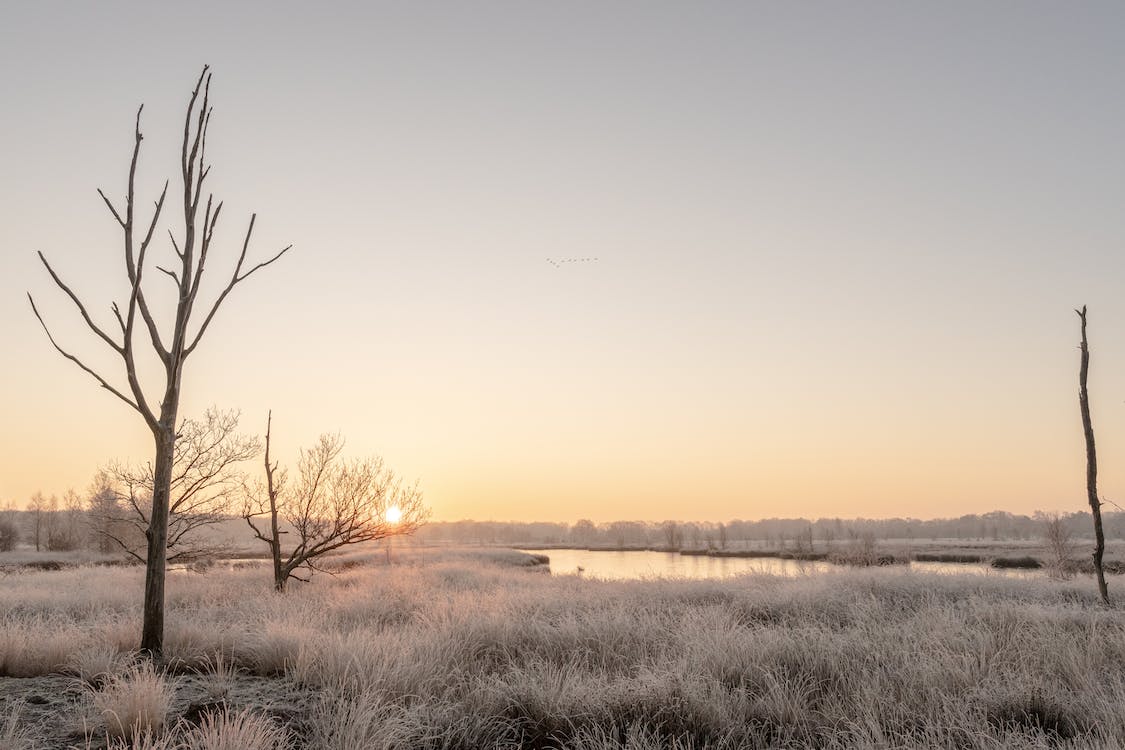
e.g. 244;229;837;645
513;544;1125;573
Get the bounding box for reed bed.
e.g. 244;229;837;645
0;549;1122;748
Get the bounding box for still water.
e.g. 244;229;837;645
520;549;1039;581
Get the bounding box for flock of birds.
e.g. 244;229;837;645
546;257;599;267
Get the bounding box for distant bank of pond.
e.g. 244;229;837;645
518;548;1049;580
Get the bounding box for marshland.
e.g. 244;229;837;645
9;3;1125;749
3;545;1125;749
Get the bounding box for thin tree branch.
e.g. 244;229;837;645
155;266;181;285
130;181;171;361
183;213;291;357
138;182;169;256
181;67;210;198
36;252;122;354
28;293;141;414
237;245;292;284
97;189;126;227
187;195;216;303
111;302;126;334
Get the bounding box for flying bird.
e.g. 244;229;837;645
547;257;599;267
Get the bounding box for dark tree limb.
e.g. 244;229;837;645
35;253;122;354
183;214;292;357
27;294;141;413
1076;305;1109;605
97;189;126;227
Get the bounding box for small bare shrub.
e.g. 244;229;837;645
187;558;217;574
0;518;19;551
1042;513;1077;580
93;662;173;740
827;532;900;566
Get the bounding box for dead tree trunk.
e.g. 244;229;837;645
141;426;175;652
1076;305;1109;605
30;68;291;658
264;412;286;591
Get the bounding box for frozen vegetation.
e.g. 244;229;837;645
0;548;1122;748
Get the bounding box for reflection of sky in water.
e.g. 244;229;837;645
520;550;1043;581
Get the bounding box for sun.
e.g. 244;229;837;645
385;505;403;524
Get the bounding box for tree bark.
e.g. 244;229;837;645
271;540;285;592
265;414;285;592
140;424;175;655
1076;305;1109;605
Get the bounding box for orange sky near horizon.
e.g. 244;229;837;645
5;3;1125;523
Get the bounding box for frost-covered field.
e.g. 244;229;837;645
1;548;1123;749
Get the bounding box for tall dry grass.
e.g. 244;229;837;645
93;662;173;740
0;549;1123;748
0;701;38;750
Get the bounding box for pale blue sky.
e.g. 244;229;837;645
4;2;1125;521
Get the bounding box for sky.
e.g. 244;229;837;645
4;2;1125;523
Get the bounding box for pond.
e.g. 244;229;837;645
519;548;1044;581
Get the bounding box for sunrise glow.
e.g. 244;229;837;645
4;4;1125;527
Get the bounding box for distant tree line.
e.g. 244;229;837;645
0;489;103;553
3;494;1121;558
412;511;1125;550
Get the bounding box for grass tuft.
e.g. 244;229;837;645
179;708;290;750
92;661;173;740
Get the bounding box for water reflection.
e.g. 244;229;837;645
520;549;1043;581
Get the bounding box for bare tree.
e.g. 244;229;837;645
847;530;879;566
1041;512;1077;580
1076;306;1109;604
87;471;127;555
40;496;58;549
570;519;598;546
795;525;814;554
662;521;681;550
243;414;427;592
46;491;84;551
686;523;702;550
606;520;644;548
28;68;291;656
0;502;20;552
27;493;48;552
94;409;258;563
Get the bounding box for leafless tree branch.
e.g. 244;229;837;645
242;415;427;591
184;214;292;357
35;252;122;354
28;293;140;413
97;188;126;227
